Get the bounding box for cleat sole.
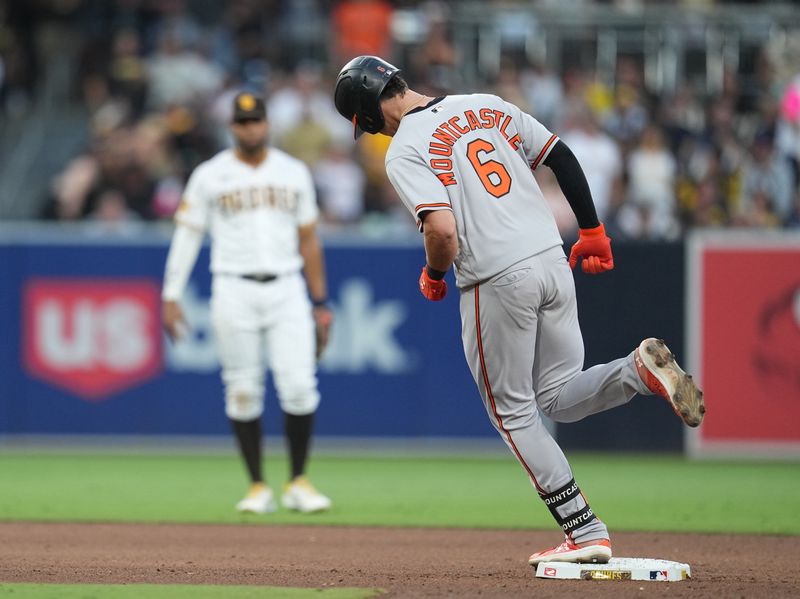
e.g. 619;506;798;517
638;338;705;428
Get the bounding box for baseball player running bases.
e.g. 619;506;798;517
334;56;705;565
162;92;333;515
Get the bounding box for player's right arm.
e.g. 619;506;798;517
386;153;457;300
423;210;457;274
161;165;211;341
162;226;204;341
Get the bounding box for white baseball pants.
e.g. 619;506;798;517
210;272;320;421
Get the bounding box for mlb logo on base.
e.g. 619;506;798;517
23;278;163;400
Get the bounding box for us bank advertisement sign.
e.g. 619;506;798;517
0;231;487;438
687;231;800;458
23;279;163;399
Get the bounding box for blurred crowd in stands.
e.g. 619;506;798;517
2;0;800;238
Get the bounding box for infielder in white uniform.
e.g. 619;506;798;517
334;57;705;565
162;92;333;514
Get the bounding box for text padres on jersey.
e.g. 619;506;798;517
218;185;300;215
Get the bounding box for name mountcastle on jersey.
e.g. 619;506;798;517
386;94;563;287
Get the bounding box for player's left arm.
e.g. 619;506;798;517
503;99;613;274
296;160;333;358
298;221;333;359
504;98;600;229
543;141;613;274
298;222;328;307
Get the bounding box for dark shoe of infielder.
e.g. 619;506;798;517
635;338;705;428
528;537;612;566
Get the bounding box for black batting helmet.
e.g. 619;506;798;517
334;56;401;139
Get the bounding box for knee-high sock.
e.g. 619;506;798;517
285;413;314;480
230;417;262;483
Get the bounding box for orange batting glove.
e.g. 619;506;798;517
419;265;447;301
568;223;614;274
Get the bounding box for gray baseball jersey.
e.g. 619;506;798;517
386;94;562;287
385;93;653;546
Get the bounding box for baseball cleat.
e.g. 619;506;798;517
528;537;612;566
635;338;705;427
282;476;332;513
236;483;277;514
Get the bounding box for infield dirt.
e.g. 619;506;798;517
1;522;798;598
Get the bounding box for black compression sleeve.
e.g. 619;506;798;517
542;140;600;229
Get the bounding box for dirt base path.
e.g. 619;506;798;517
1;523;798;598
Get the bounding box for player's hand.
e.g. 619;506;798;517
568;223;614;274
419;265;447;301
313;305;333;360
162;300;188;342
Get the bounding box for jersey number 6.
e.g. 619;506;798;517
466;139;512;198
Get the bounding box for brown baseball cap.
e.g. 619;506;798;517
232;92;266;122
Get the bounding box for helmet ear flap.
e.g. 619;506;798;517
355;73;384;134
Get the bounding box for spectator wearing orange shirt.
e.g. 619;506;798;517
332;0;393;64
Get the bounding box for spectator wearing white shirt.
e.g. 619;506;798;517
560;105;622;225
268;62;351;145
738;131;795;225
146;28;224;109
620;125;680;239
313;140;366;225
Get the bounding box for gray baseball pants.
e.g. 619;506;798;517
459;246;650;544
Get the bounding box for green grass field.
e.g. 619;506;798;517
1;452;799;535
